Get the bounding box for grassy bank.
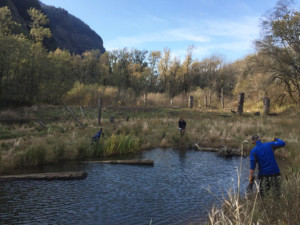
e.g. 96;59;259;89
0;105;299;174
207;166;300;225
0;105;299;224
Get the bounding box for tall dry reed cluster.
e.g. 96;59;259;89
207;172;300;225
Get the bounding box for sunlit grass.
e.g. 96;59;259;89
0;105;299;173
207;171;300;225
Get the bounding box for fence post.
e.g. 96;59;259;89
98;98;102;125
221;88;224;109
204;95;208;108
189;95;194;108
263;97;270;115
237;93;245;116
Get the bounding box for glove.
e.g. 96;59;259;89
247;176;255;193
249;176;255;184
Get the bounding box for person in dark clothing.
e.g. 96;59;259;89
178;118;186;136
91;128;104;143
249;135;285;197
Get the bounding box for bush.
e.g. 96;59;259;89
63;81;119;106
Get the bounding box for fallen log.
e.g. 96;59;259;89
194;144;243;157
81;159;154;166
194;144;218;152
0;171;87;181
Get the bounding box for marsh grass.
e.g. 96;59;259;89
207;172;300;225
0;105;299;223
0;105;299;173
21;146;46;167
105;133;139;156
207;139;300;225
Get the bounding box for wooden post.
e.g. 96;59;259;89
237;93;245;116
170;98;173;106
98;98;102;126
65;105;83;127
263;97;270;115
208;90;211;107
37;120;46;128
80;106;85;118
221;88;224;109
189;95;194;108
144;93;147;106
204;95;208;108
110;116;115;123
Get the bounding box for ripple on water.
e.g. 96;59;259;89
0;148;250;225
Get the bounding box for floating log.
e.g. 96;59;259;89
0;171;87;181
81;159;154;166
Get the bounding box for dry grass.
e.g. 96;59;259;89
0;105;299;223
0;105;299;173
207;172;300;225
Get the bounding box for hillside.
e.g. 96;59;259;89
41;3;105;54
0;0;105;54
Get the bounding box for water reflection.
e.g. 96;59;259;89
0;148;249;225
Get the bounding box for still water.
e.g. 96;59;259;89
0;148;250;225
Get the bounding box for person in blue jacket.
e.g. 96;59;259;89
91;128;104;143
249;135;285;196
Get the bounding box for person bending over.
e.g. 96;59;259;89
91;128;104;143
249;135;285;197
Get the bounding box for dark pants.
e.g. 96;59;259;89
179;128;185;136
258;173;281;197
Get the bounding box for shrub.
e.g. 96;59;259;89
63;81;119;106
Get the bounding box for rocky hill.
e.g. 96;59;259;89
0;0;105;54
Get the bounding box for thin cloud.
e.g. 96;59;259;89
105;15;261;61
105;29;209;50
166;29;210;42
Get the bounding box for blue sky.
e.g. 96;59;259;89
40;0;299;62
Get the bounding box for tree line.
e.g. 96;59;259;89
0;0;299;107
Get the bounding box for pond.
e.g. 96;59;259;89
0;148;250;225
